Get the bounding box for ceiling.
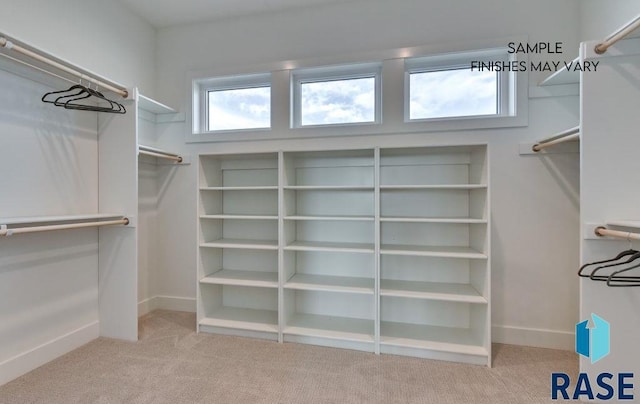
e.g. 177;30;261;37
119;0;357;28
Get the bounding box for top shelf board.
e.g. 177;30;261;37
538;57;579;86
138;94;177;114
0;213;125;225
606;221;640;230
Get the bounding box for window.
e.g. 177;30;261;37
409;69;498;120
200;74;271;132
405;49;513;121
293;64;381;127
190;43;526;142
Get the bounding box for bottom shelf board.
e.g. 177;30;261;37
200;270;278;288
199;307;278;333
284;314;374;342
380;321;488;357
380;280;486;303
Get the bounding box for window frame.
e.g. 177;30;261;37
404;49;514;123
291;63;382;128
197;73;272;134
187;38;528;144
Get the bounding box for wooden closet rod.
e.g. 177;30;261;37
595;14;640;54
138;146;183;163
532;126;580;152
0;36;128;98
595;226;640;241
0;218;129;237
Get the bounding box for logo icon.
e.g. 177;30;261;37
576;313;610;364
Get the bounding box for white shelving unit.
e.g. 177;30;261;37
198;153;280;341
197;145;490;365
378;146;490;365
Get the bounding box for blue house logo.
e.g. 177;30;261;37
576;313;610;364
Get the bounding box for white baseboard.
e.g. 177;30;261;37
0;321;99;387
138;295;196;317
492;325;574;351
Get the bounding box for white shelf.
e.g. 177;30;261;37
285;240;374;253
380;217;486;224
380;280;486;303
200;186;278;191
200;270;278;288
539;57;580;86
285;274;374;294
199;307;278;333
380;185;487;190
0;213;124;225
284;186;374;191
380;322;487;357
201;214;278;220
285;314;374;342
201;239;278;250
284;215;374;222
606;221;640;230
380;244;487;259
138;94;177;114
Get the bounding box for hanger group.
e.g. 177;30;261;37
41;81;126;114
579;246;640;287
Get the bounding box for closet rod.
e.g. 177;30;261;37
139;145;181;158
595;14;640;54
532;126;580;152
0;218;129;237
139;149;183;163
595;226;640;241
0;36;128;98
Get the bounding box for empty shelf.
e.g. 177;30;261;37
199;307;278;333
285;241;374;253
538;57;579;86
380;280;486;303
285;314;374;342
284;186;374;191
200;186;278;191
380;217;487;224
380;244;487;259
380;321;488;356
200;270;278;288
380;185;487;190
201;239;278;250
200;214;278;220
138;94;177;114
606;221;640;230
284;215;374;221
285;274;374;294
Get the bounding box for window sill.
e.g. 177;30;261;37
187;114;527;144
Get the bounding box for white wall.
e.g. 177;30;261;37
579;0;640;382
154;0;583;349
0;0;156;96
580;0;640;43
0;0;155;385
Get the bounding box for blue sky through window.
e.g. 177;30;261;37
409;69;497;120
300;77;375;126
208;86;270;131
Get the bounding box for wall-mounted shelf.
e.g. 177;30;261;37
138;94;177;114
138;94;185;123
539;57;580;86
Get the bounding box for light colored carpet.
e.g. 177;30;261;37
0;310;578;403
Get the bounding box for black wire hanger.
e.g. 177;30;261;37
42;80;126;114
